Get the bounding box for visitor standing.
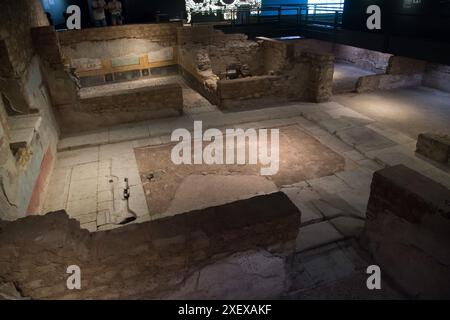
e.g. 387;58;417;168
107;0;123;26
92;0;107;27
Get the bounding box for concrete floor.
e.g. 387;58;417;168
333;86;450;139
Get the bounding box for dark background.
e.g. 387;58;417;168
342;0;450;41
41;0;450;43
40;0;185;27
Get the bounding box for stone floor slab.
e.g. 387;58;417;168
336;126;397;153
296;221;344;252
307;175;350;194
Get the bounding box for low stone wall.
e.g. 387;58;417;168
178;28;333;109
55;83;183;133
387;56;427;75
258;37;294;74
423;63;450;93
365;165;450;299
178;26;264;77
0;192;301;299
355;56;428;92
334;44;391;73
293;39;391;74
356;73;422;93
218;75;282;109
215;50;333;109
416;133;450;164
293;38;334;57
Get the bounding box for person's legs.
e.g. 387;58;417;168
94;19;107;27
111;14;122;26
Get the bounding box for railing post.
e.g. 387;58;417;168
334;10;339;43
278;7;281;23
334;10;339;30
305;6;308;24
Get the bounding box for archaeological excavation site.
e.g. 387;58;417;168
0;0;450;304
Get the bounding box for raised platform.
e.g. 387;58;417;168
57;77;184;134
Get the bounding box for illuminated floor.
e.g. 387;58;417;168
45;85;450;235
333;62;375;94
40;85;449;298
134;125;347;216
334;86;450;138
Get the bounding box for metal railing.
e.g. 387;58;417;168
189;3;344;29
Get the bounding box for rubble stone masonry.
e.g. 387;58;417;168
365;165;450;299
0;192;301;299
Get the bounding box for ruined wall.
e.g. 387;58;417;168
218;75;283;109
58;23;180;45
0;0;49;113
58;83;183;133
0;192;300;299
0;98;19;221
365;165;450;299
356;56;425;93
259;37;294;74
178;26;264;80
334;44;391;74
0;0;59;220
31;25;184;135
58;23;181;86
387;56;427;75
178;27;334;109
207;37;264;77
355;73;423;93
293;38;335;57
178;26;267;106
178;46;220;105
293;39;391;74
423;63;450;93
217;50;334;109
